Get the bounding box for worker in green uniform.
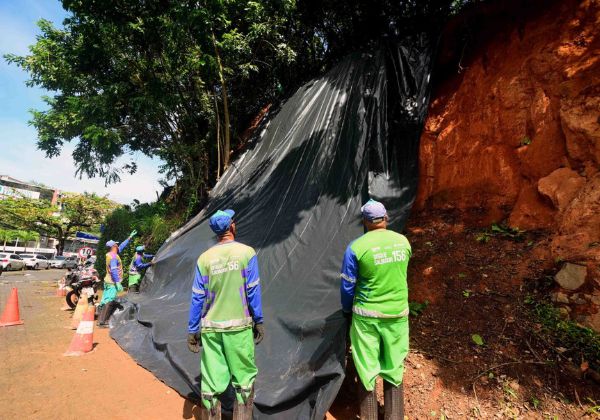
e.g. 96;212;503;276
187;209;264;420
127;245;154;293
97;230;136;327
340;199;411;420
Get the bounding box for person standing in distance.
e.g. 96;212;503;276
187;209;264;420
340;199;411;420
97;230;137;327
127;245;154;293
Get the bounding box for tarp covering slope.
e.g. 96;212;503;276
111;34;433;419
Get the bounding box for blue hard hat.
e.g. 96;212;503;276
209;209;235;235
105;240;118;248
135;245;145;252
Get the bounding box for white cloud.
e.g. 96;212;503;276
0;119;164;204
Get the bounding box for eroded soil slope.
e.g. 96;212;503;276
416;0;600;331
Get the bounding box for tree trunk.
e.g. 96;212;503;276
213;89;222;180
212;31;231;170
56;228;65;256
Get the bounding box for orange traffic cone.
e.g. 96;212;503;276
70;293;88;330
64;306;95;356
56;278;67;297
0;288;24;327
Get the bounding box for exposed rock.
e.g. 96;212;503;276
582;312;600;332
413;0;600;331
552;292;570;304
537;168;586;211
508;184;555;229
560;93;600;168
555;263;587;290
415;0;599;231
558;307;571;318
551;175;600;262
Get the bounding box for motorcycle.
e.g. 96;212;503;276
65;266;102;309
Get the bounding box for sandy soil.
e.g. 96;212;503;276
0;274;195;420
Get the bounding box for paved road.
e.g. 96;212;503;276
0;268;67;283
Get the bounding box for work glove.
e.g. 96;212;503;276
253;322;265;345
129;230;138;238
187;332;201;353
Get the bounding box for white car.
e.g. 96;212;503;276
20;254;51;270
0;253;26;271
50;255;78;269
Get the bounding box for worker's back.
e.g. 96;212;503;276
197;241;256;331
350;229;411;318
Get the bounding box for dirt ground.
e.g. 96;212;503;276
3;211;600;420
330;210;600;419
0;272;196;420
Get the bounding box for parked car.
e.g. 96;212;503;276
50;255;78;269
20;254;51;270
0;253;26;271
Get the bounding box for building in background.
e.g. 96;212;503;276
0;175;98;257
0;175;58;203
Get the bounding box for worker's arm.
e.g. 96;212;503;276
143;253;155;259
117;230;137;254
245;255;263;324
134;255;152;270
340;245;359;313
118;237;131;254
188;265;207;334
108;255;121;283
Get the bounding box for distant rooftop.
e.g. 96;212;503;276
0;175;54;191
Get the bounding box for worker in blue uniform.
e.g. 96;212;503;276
128;245;154;293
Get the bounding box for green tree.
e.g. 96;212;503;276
5;0;299;210
0;229;39;252
0;193;117;255
5;0;469;214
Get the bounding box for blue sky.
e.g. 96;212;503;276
0;0;163;204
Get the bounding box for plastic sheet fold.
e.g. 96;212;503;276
111;34;434;419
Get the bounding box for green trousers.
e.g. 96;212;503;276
350;314;409;391
128;274;141;287
200;328;257;409
99;282;123;305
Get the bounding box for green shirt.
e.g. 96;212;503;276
189;241;262;333
340;229;411;318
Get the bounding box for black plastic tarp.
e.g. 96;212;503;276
111;34;433;419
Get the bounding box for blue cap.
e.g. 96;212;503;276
209;209;235;235
135;245;145;252
105;240;118;248
361;199;387;222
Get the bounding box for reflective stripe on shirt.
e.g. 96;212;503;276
341;273;356;284
352;306;410;318
201;317;253;329
246;278;260;288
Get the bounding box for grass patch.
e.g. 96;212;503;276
527;300;600;371
520;136;532;146
409;300;429;317
476;223;525;243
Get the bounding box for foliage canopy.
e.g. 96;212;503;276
5;0;469;211
0;193;117;254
